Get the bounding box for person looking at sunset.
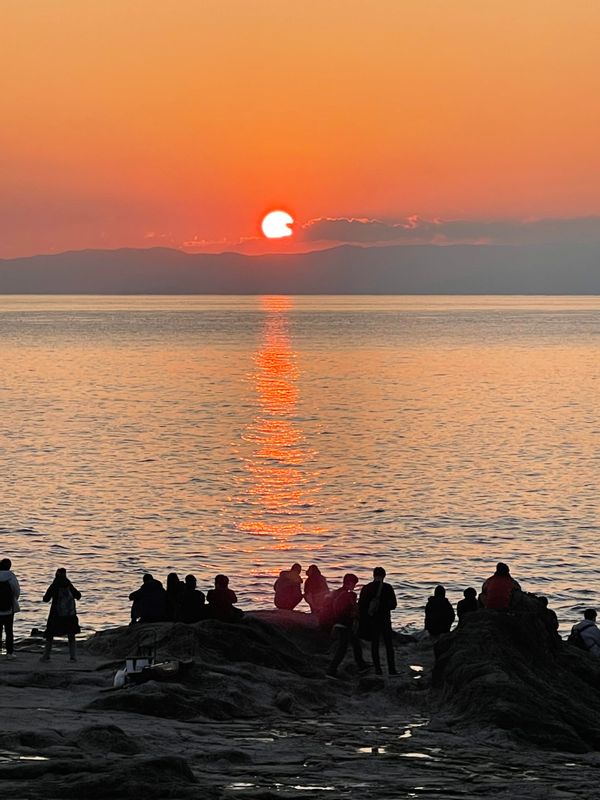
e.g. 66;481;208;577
273;563;303;611
359;567;397;676
481;562;521;611
304;565;329;614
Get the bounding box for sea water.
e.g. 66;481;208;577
2;294;600;634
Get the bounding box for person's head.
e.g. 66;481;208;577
307;564;320;577
56;567;67;578
291;563;302;574
464;587;477;599
142;573;154;584
0;558;11;571
495;562;510;576
538;596;548;608
584;608;597;621
434;585;445;598
215;574;229;589
373;567;386;581
342;573;359;590
185;574;197;589
166;572;180;591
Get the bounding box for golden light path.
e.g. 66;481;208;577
238;296;324;548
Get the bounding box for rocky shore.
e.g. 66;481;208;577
1;606;600;798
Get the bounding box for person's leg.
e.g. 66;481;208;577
0;617;5;653
41;636;53;660
68;634;77;661
383;626;396;674
328;626;350;675
371;628;382;674
4;614;14;655
351;631;368;669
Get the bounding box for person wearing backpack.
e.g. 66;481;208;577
41;568;81;662
326;574;370;678
0;558;20;660
570;609;600;656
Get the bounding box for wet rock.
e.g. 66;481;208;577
70;724;141;755
357;675;386;693
274;691;294;713
432;597;600;752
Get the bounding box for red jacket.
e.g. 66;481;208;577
482;574;520;610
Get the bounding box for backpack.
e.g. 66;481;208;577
54;586;75;617
0;580;13;613
568;625;589;651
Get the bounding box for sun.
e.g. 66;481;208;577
261;210;294;239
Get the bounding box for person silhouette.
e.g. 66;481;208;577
41;568;81;662
456;587;478;624
326;574;370;678
0;558;20;660
424;585;455;636
206;574;244;622
481;562;521;610
165;572;185;621
178;574;206;623
359;567;397;676
129;573;167;623
273;563;303;610
304;565;329;614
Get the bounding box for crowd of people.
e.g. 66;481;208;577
1;558;600;673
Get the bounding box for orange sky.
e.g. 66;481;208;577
2;1;600;258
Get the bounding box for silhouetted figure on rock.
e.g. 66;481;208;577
359;567;397;676
129;574;167;624
304;564;329;614
41;568;81;662
178;574;206;623
571;609;600;656
0;558;20;660
425;585;455;636
273;563;303;610
326;574;370;678
538;596;560;640
456;587;478;624
206;574;244;622
165;572;185;621
481;562;521;610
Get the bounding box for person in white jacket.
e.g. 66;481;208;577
0;558;21;659
572;609;600;657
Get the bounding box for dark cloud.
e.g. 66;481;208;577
301;216;600;246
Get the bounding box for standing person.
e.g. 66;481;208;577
481;562;521;611
359;567;397;676
326;574;370;678
273;563;303;610
456;587;479;623
0;558;20;660
206;574;244;622
304;565;329;615
41;568;81;662
424;585;455;636
165;572;185;621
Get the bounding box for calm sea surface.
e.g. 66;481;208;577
2;295;600;635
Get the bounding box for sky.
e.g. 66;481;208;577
2;0;600;259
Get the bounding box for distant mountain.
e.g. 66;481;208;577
0;243;599;293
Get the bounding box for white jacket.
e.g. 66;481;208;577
574;619;600;657
0;570;20;615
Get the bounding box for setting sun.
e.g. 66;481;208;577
261;211;294;239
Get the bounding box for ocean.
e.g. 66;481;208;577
2;294;600;635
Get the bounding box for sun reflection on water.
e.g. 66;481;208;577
238;296;324;546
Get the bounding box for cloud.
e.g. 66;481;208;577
300;216;600;247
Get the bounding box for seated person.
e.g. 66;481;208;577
571;609;600;656
273;563;303;610
456;587;478;623
129;574;167;624
424;585;455;636
481;562;521;610
177;574;206;623
206;574;244;622
539;596;560;640
304;564;329;614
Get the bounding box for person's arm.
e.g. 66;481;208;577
230;590;238;604
449;601;456;623
388;585;397;611
70;584;82;601
43;584;54;603
10;575;20;602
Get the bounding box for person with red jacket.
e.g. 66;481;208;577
481;562;521;610
326;574;370;678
